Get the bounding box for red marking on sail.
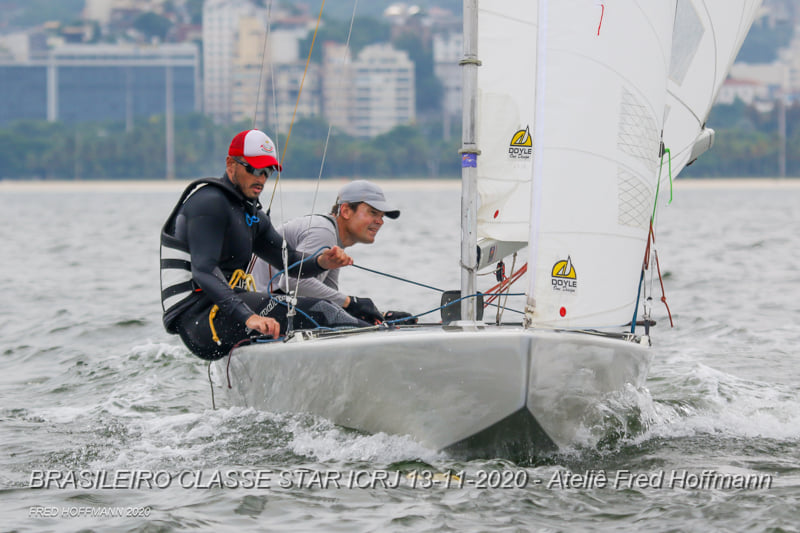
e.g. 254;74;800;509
493;210;499;219
560;307;567;317
597;4;605;36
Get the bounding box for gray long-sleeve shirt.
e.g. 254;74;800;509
249;214;348;306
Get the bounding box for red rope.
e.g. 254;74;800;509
484;263;528;306
645;219;673;327
643;221;654;270
654;250;674;327
597;4;605;36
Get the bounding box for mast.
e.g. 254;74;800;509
459;0;480;323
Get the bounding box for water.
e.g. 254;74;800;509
1;179;798;532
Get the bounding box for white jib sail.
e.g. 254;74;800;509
662;0;764;179
523;0;677;328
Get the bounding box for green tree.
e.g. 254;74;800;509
133;12;173;42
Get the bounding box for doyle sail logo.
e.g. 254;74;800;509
551;256;577;292
509;126;532;160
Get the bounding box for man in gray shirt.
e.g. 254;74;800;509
250;180;409;324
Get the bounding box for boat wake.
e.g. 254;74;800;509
565;362;800;460
283;414;446;464
645;363;800;442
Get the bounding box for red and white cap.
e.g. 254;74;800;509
228;129;282;170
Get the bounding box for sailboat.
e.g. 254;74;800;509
213;0;762;459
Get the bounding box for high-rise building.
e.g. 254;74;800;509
351;44;415;138
231;15;270;127
204;0;320;130
203;0;266;124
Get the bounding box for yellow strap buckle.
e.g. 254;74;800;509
209;269;257;345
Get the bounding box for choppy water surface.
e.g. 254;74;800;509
0;179;798;532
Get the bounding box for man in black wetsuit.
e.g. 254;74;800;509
160;129;366;360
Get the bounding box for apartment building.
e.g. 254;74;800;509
204;0;322;131
323;42;415;138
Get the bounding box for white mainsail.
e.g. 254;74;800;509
475;2;537;244
474;0;762;329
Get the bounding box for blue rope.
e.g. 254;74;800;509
350;264;528;321
269;250;529;328
630;269;645;334
632;145;673;333
350;264;529;319
351;264;445;293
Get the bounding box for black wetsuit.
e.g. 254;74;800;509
160;176;365;360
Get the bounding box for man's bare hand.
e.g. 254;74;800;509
245;314;280;338
317;245;353;270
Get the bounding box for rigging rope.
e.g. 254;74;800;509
267;0;328;211
261;0;331;324
351;263;445;293
652;146;673;220
632;144;675;333
647;222;674;327
484;262;527;306
350;262;526;320
253;0;286;218
288;0;360;300
495;253;517;324
252;0;274;129
208;362;216;409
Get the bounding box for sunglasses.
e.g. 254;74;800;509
233;158;276;178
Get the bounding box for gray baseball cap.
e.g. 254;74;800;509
336;180;400;219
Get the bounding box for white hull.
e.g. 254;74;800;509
214;326;652;458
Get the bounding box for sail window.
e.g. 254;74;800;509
669;0;705;85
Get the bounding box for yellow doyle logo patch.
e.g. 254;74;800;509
509;126;532;160
551;257;577;292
